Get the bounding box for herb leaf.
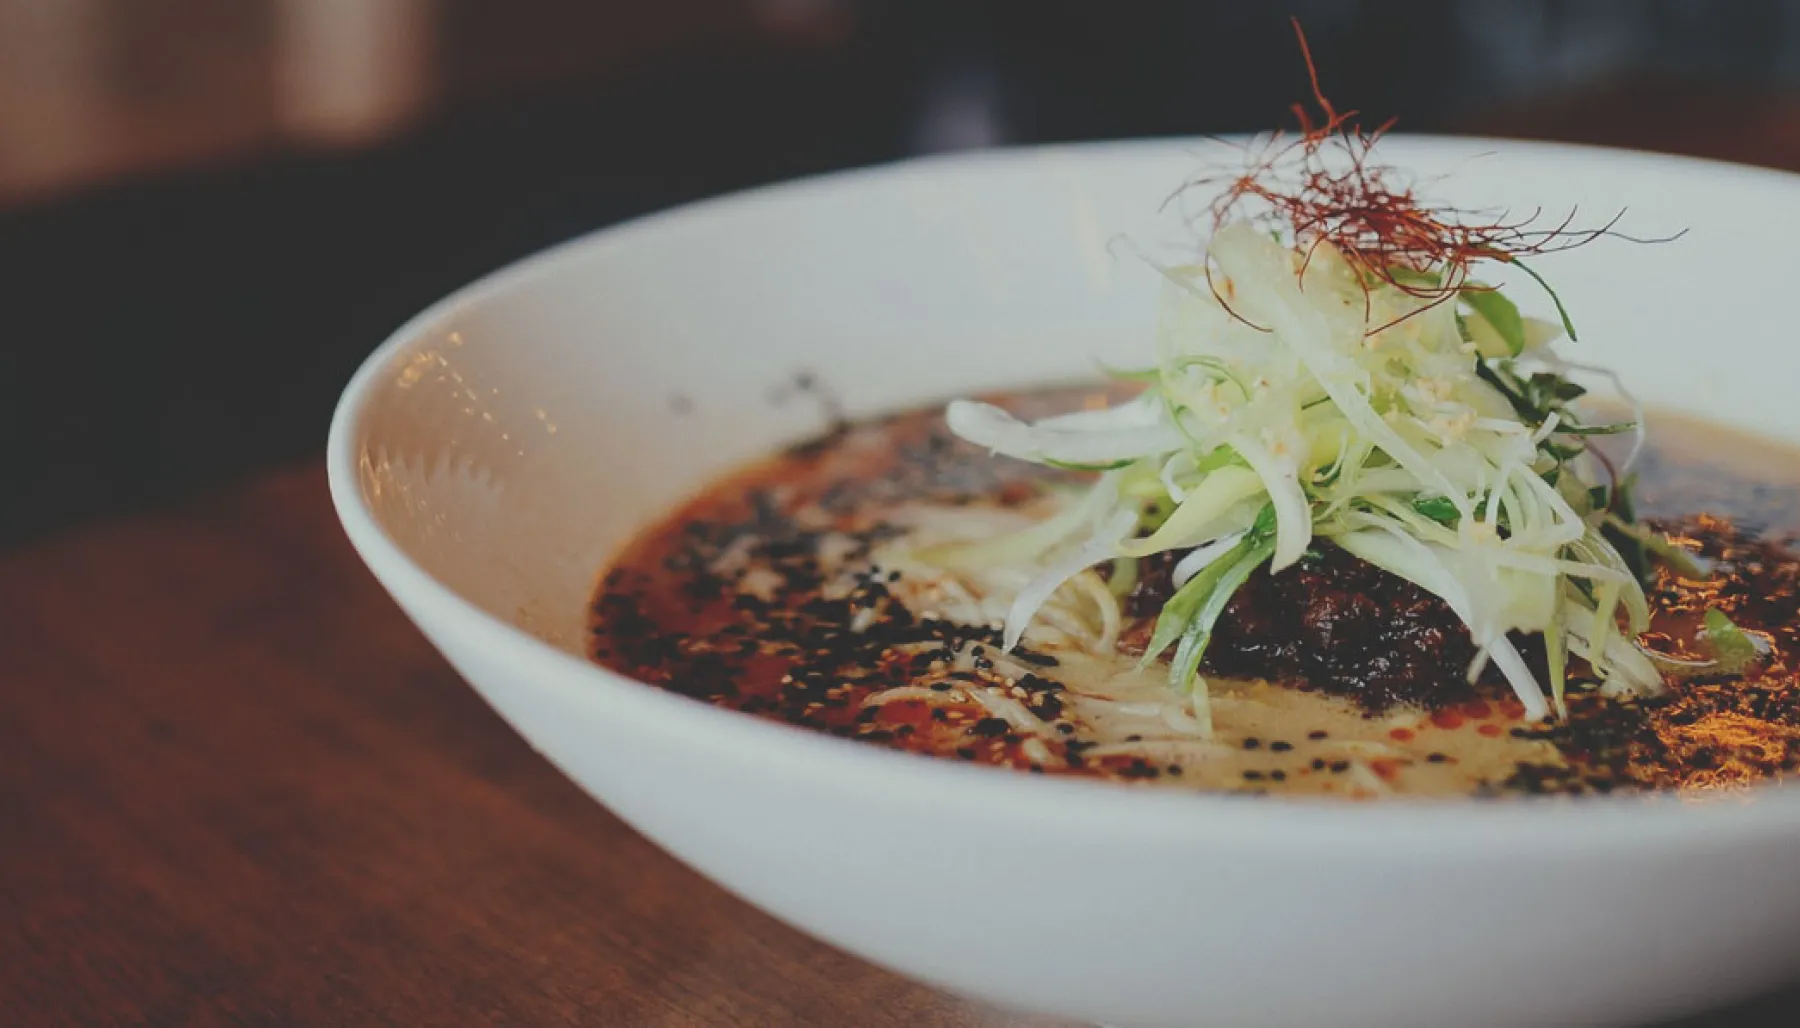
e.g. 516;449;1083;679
1599;477;1651;587
1554;421;1638;437
1385;266;1443;290
1411;495;1461;526
1168;539;1276;691
1138;505;1276;669
1702;608;1761;675
1044;456;1138;472
1192;445;1248;474
1460;285;1526;356
1511;259;1579;342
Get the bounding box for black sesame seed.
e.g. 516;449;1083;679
1121;759;1160;779
1242;737;1262;750
1329;760;1350;774
970;717;1010;738
1269;770;1287;782
1269;740;1293;753
1426;752;1449;764
1242;770;1265;781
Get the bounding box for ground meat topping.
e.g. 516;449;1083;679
1122;543;1519;711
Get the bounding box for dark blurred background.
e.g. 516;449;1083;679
4;0;1800;547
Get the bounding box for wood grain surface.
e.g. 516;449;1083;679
0;465;1071;1026
6;463;1799;1027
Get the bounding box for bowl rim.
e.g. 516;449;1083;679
327;133;1800;848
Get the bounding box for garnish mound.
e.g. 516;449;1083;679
936;22;1690;733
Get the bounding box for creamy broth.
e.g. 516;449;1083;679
589;388;1800;799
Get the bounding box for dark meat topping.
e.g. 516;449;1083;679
1125;542;1519;711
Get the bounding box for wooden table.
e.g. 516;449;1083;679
7;464;1799;1027
0;464;1075;1026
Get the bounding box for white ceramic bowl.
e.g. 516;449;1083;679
328;137;1800;1028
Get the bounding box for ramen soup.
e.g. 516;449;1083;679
592;108;1800;799
591;389;1800;799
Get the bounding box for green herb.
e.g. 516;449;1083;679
1411;495;1462;526
1599;477;1651;587
1511;259;1579;341
1475;360;1590;439
1138;550;1233;666
1540;441;1586;463
1139;505;1276;670
1603;511;1711;583
1526;370;1588;408
1044;456;1138;472
1168;539;1276;692
1192;445;1248;474
1554;421;1638;437
1383;266;1443;290
1461;284;1526;356
1137;495;1175;534
1545;619;1569;718
1702;608;1761;675
1473;360;1539;424
1645;533;1709;580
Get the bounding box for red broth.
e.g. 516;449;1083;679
591;389;1800;798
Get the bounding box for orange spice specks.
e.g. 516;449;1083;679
1369;759;1401;781
1498;699;1527;720
1462;700;1493;719
1477;723;1504;738
1388;727;1416;742
1429;710;1465;730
